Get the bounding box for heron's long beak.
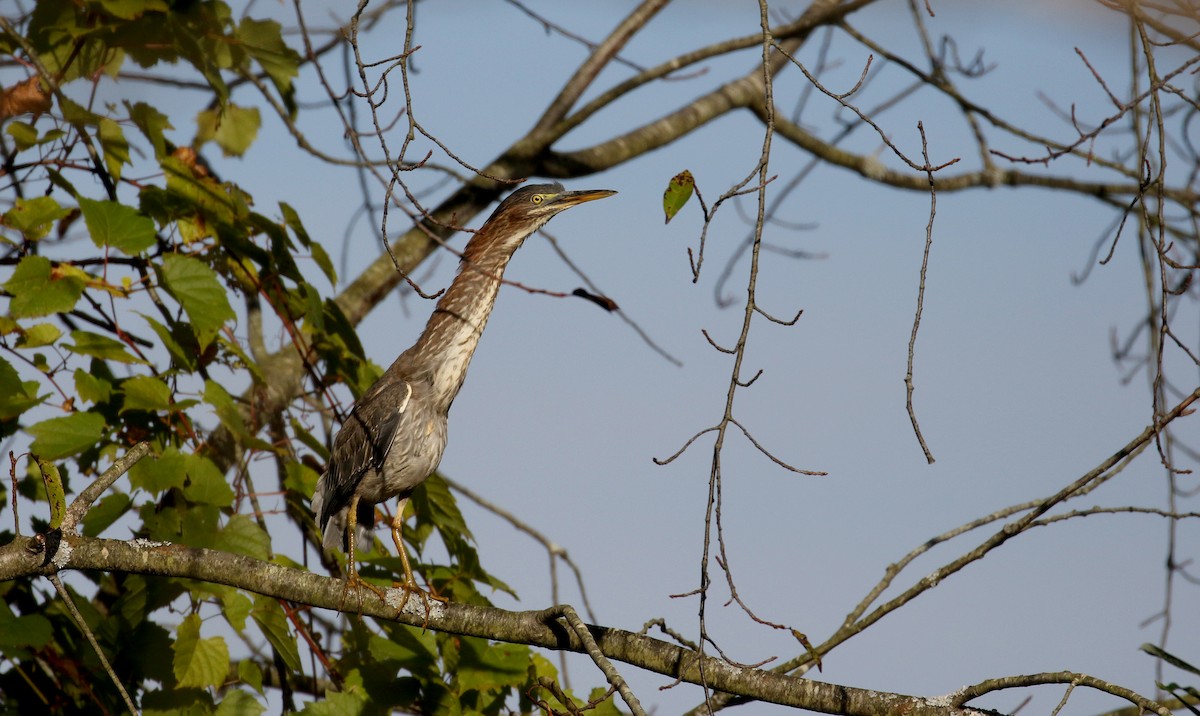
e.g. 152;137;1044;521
552;189;617;208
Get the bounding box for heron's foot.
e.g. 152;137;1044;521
338;574;389;613
388;579;446;627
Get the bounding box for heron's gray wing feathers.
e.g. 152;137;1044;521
315;378;412;529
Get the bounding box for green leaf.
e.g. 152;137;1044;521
139;312;196;371
457;637;530;693
27;412;106;460
130;447;185;493
97;0;170;22
278;202;310;245
281;202;336;284
254;214;301;281
182;454;234;507
59;95;100;126
250;596;301;673
111;574;153;627
300;284;323;331
98;117;130;182
34;24;123;82
286;452;319;499
309;242;337;286
216;515;270;560
174;613;229;689
288;422;327;464
6;122;39;151
416;473;473;542
319;300;368;376
45;168;78;199
81;491;131;537
4;255;86;317
427;677;460;716
2;196;69;241
159;253;235;348
237;18;300;97
127;100;173;159
35;458;66;529
583;687;624;716
121;375;172;413
204;379;247;437
218;334;263;383
196;103;261;157
176;30;232;100
222;591;253;634
159;155;252;234
141;687;216;715
369;626;437;673
16;322;62;348
0;602;53;655
237;659;263;695
79;196;156;253
0;356;44;418
298;690;368;716
74;368;113;404
1141;643;1200;677
522;654;585;714
215;689;265;716
67;329;146;364
129;624;185;687
662;169;695;224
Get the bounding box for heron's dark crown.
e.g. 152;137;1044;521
493;183;567;218
491;182;617;224
463;183;615;264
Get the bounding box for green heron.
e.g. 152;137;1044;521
312;183;616;605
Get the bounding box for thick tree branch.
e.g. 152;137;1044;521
756;101;1199;206
0;534;992;716
530;0;670;137
543;0;873;175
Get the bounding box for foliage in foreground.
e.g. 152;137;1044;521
0;2;593;713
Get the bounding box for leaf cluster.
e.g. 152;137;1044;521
0;2;590;713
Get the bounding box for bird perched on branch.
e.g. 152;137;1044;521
312;182;616;605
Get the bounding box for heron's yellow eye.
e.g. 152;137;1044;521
531;194;545;205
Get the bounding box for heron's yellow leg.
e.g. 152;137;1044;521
390;497;417;589
340;493;385;610
390;497;445;620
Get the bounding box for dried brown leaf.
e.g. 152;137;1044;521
0;77;51;119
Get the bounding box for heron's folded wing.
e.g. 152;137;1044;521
317;379;412;525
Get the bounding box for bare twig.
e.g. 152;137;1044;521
49;574;139;715
905;122;936;464
542;604;647;716
62;442;152;534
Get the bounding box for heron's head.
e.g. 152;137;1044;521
492;182;617;236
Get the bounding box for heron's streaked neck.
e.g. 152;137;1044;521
399;243;518;413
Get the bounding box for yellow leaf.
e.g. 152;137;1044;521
663;170;695;224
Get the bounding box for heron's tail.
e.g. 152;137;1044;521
311;475;373;552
